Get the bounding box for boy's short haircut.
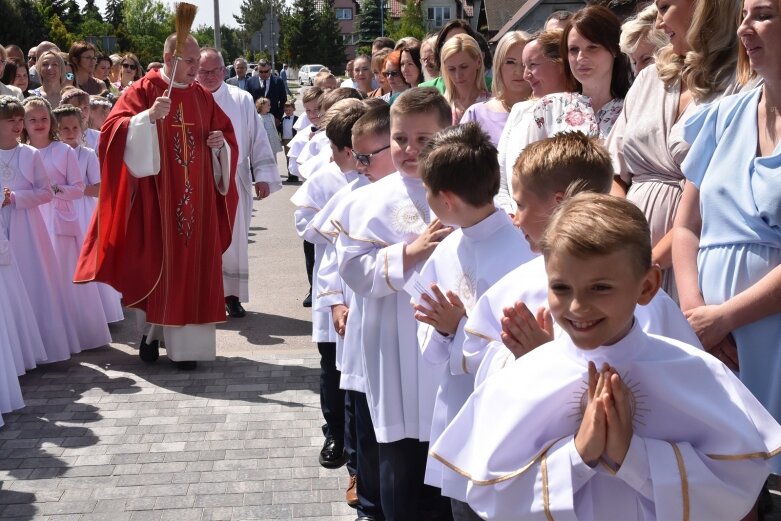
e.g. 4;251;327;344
313;69;335;88
362;97;388;110
302;86;324;105
283;100;295;108
324;99;366;150
419;122;499;207
390;87;451;128
514;131;613;198
255;97;270;111
540;192;652;277
352;104;390;140
320;87;363;115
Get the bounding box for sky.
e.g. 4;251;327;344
80;0;245;29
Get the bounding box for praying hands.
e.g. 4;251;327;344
413;283;465;336
575;362;634;469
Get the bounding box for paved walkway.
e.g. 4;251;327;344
0;153;356;520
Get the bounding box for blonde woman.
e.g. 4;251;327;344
619;3;669;74
29;50;66;108
607;0;741;300
441;34;489;124
460;31;532;144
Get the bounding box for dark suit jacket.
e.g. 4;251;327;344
244;75;286;122
281;115;298;141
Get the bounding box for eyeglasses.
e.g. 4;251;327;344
122;63;137;70
352;144;390;167
257;69;271;74
28;56;36;63
383;71;401;78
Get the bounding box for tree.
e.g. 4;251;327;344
280;0;320;66
105;0;125;27
62;0;84;33
234;0;267;34
48;14;75;50
316;2;345;71
356;0;386;48
81;0;103;22
0;0;47;50
191;25;248;63
122;0;173;65
389;0;426;41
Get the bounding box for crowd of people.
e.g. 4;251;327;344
2;0;781;519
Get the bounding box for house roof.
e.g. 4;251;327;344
483;0;521;32
489;0;542;42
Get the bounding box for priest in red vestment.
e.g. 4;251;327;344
75;34;238;369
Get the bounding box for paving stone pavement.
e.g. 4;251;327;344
0;151;357;521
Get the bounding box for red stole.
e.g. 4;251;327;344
75;68;239;326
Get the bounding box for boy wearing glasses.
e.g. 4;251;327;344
332;88;454;520
308;103;394;517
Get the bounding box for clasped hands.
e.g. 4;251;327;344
575;362;634;469
2;187;10;207
413;283;465;336
149;96;224;151
500;301;554;358
684;304;739;371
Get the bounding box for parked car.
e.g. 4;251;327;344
298;64;325;86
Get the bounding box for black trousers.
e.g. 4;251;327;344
345;389;357;476
317;342;344;443
354;390;384;520
377;438;453;521
303;240;315;288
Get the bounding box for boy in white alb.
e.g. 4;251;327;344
430;193;781;520
292;97;366;470
311;102;394;517
332;88;453;520
462;133;700;383
411;123;533;520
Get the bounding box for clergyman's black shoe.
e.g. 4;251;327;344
225;296;246;318
319;437;347;469
139;335;159;363
175;361;198;371
302;290;313;308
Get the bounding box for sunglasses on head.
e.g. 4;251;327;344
352;144;390;167
383;71;401;78
122;63;137;70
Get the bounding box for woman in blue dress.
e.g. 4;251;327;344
674;0;781;472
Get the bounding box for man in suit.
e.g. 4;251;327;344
226;57;250;90
279;63;292;96
245;60;286;125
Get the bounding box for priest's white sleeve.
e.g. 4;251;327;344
338;240;406;299
124;110;160;178
211;141;231;196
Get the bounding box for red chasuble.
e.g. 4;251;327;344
75;68;239;326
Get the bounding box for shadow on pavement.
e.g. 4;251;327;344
219;311;312;346
0;355;140;520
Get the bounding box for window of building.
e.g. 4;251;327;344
336;8;353;20
342;33;360;45
427;6;451;27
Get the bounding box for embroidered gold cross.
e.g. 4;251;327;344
171;103;195;179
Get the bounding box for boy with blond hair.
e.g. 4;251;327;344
332;87;453;520
431;192;781;520
462;132;699;382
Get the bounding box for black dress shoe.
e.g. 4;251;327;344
355;517;378;521
302;290;312;308
139;335;159;363
319;437;347;469
225;296;246;318
286;175;300;183
175;361;198;370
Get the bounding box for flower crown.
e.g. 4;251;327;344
0;95;22;109
61;88;89;105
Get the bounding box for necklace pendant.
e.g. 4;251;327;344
0;164;14;181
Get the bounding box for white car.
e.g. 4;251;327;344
298;64;325;86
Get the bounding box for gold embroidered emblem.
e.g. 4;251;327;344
171;103;196;244
391;200;427;235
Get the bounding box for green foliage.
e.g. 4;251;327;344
105;0;124;27
356;0;386;45
122;0;173;65
76;19;116;48
192;25;249;65
280;0;345;69
234;0;268;34
0;0;48;50
62;0;83;31
81;0;103;22
48;14;74;50
388;0;426;41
